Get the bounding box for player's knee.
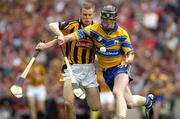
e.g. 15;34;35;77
126;100;137;109
90;104;101;111
91;107;99;111
28;102;35;109
112;89;123;98
127;103;133;109
64;100;74;108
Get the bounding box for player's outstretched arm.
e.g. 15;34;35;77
35;39;58;51
57;33;77;45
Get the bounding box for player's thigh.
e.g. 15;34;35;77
27;96;36;109
26;85;35;98
113;73;129;94
100;92;115;112
124;85;134;104
85;87;100;110
36;86;46;101
26;86;36;105
37;100;45;111
100;92;114;105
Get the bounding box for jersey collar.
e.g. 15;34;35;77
112;23;118;32
100;23;118;34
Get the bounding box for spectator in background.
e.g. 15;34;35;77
146;66;175;119
25;54;47;119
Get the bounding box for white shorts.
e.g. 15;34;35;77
100;91;114;105
64;63;98;88
26;85;46;101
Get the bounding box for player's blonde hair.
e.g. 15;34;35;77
80;1;95;12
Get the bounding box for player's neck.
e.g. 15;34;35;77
79;18;93;27
100;23;118;34
100;24;113;34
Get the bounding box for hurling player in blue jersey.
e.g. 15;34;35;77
57;5;154;119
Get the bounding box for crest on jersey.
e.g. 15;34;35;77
97;36;103;42
114;40;119;44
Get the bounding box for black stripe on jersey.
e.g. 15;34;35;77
73;45;78;63
66;27;74;56
69;42;73;63
89;49;93;63
78;21;81;29
65;43;69;57
82;49;86;63
70;27;75;33
78;18;85;28
68;27;75;63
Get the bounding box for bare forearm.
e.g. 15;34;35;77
63;33;77;43
45;39;58;48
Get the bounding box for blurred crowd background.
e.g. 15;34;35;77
0;0;179;119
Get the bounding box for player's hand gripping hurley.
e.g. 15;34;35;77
60;45;86;100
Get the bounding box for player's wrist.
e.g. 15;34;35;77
125;55;134;64
55;34;63;39
55;35;64;42
124;58;131;64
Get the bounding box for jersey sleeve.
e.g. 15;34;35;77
121;31;135;56
59;20;70;30
59;20;77;34
73;25;92;40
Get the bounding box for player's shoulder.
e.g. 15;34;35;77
85;23;100;30
59;20;78;29
117;26;129;36
68;19;79;26
92;23;100;27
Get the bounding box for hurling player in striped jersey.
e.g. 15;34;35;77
57;5;155;119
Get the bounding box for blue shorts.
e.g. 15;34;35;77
102;65;133;91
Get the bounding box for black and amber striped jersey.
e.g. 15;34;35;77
59;18;95;64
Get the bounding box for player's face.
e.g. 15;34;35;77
80;8;94;26
101;18;116;30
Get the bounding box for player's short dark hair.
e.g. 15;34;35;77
101;5;117;20
80;1;95;12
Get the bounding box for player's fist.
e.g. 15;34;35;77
56;35;64;45
35;42;47;51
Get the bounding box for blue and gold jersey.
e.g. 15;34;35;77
74;23;134;69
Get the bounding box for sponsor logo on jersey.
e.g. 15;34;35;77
76;40;93;49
